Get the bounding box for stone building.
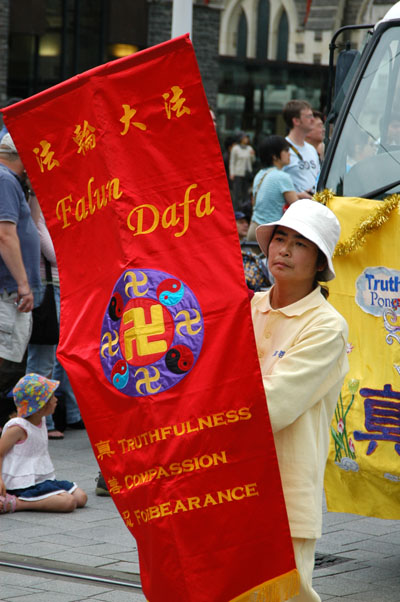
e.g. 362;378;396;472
0;0;395;141
217;0;394;138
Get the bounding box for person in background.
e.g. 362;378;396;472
305;110;325;162
282;100;320;195
0;373;87;513
0;134;40;367
247;136;309;242
25;200;85;439
235;210;249;243
223;135;236;191
346;130;376;170
385;112;400;146
229;132;255;210
251;199;349;601
0;98;22;142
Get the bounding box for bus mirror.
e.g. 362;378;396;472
334;48;360;99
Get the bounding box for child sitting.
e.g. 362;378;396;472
0;373;87;513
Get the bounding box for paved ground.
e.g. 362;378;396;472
1;428;400;601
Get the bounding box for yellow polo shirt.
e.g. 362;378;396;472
251;286;349;538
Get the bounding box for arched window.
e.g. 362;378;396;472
236;9;247;58
277;10;289;61
256;0;270;60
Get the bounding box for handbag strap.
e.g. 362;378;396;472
43;257;53;283
286;140;304;161
254;167;273;202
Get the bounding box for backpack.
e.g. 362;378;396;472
241;251;270;291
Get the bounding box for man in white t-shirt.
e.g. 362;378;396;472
282;100;320;195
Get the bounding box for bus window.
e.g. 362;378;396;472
325;26;400;199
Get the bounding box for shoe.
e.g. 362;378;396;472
48;430;64;440
0;493;17;513
67;419;85;430
95;471;111;497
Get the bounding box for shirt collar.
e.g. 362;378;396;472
253;285;324;316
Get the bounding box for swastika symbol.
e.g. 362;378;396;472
123;304;167;359
100;268;204;397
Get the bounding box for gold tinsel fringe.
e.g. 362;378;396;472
313;189;400;257
230;568;300;602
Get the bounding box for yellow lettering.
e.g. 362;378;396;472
94;184;107;212
186;420;199;434
169;462;182;475
198;415;213;429
226;409;239;423
148;468;158;481
156;466;169;479
161;203;179;229
196;191;215;217
198;454;213;468
87;177;96;214
245;483;259;497
160;502;172;517
149;506;160;520
238;407;252;421
56;195;73;228
127;204;159;235
175;184;196;238
117;439;129;453
187;496;201;510
125;475;134;490
213;412;227;427
125;183;214;238
109;177;122;201
181;458;194;472
203;493;217;507
217;489;232;503
55;177;121;229
161;426;172;439
75;196;88;222
174;499;188;513
231;486;245;501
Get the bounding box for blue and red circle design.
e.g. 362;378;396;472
100;269;204;396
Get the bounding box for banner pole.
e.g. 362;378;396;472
171;0;193;38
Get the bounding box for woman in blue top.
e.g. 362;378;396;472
248;136;310;242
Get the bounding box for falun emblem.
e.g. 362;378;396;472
100;269;204;396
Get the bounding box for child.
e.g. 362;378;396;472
0;373;87;513
252;199;349;601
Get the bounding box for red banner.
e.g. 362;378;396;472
4;36;299;601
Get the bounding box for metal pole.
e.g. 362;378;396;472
171;0;193;39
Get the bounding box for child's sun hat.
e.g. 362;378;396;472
13;373;60;418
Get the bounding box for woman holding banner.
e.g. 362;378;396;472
251;199;349;601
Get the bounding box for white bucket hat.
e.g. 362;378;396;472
0;133;18;154
255;199;340;281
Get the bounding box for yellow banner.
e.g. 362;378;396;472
324;195;400;519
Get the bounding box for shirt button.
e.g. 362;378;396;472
258;350;264;358
264;331;271;339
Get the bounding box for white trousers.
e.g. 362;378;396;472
288;538;321;602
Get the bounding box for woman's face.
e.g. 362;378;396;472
268;226;324;286
279;148;291;166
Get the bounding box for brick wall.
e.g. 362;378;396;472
147;0;221;110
